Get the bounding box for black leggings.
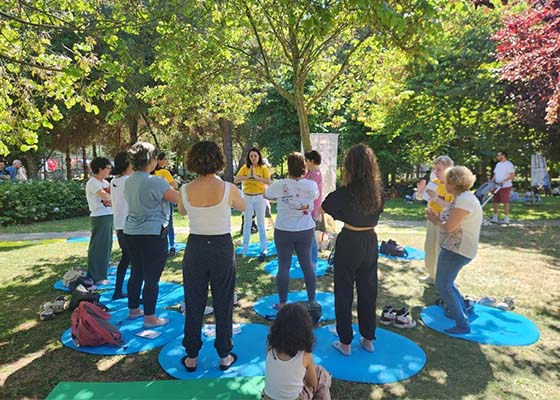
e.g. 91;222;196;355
183;233;235;358
274;228;316;303
125;232;168;316
114;230;130;297
333;228;378;345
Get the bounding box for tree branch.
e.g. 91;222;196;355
255;0;292;62
0;53;63;72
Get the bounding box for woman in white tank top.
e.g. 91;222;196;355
263;303;332;400
177;141;245;372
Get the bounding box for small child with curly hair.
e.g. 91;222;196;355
263;303;332;400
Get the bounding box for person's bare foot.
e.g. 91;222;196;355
219;353;238;371
332;341;351;356
360;337;375;353
128;308;144;320
143;316;169;327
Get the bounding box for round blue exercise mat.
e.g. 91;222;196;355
66;235;117;243
378;245;425;261
53;266;129;292
420;304;540;346
264;256;328;279
313;324;426;384
158;323;268;380
99;281;184;311
253;291;335;321
61;309;184;355
235;241;277;257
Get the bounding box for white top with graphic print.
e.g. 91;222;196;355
440;191;483;259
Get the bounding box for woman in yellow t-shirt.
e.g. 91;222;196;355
154;152;179;257
234;147;272;261
416;155;454;282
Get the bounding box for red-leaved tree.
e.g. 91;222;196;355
494;1;560;125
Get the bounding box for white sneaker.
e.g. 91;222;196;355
502;216;510;224
490;215;499;224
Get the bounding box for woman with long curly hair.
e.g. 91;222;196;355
321;144;384;356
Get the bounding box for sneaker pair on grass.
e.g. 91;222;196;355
380;305;417;328
39;296;67;320
490;215;510;225
476;295;515;310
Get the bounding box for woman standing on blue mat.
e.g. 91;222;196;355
263;303;332;400
321;144;383;356
178;141;245;372
124;142;179;328
153;152;179;257
265;152;319;310
427;166;482;334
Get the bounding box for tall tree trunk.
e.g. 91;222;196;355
92;143;97;158
219;117;234;182
129;115;139;144
82;147;88;180
294;81;311;152
65;148;72;180
115;123;122;151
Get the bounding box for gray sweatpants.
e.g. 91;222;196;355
87;214;113;282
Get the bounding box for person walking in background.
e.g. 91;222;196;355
415;156;454;283
304;150;323;268
5;160;23;182
177;141;245;372
234;147;271;262
321;144;384;356
263;303;332;400
153;152;179;257
491;150;515;225
265;152;319;310
124;142;179;328
110;152;132;300
85;157;113;285
427;166;483;334
0;160;10;182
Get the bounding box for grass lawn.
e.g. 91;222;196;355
1;220;559;399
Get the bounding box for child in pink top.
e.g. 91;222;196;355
304;151;323;266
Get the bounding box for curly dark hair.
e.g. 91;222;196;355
287;152;305;178
113;152;130;176
304;150;321;165
267;303;315;357
186;141;225;175
342;144;383;214
90;157;111;174
245;147;264;168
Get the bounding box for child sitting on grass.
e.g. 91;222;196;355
263;303;332;400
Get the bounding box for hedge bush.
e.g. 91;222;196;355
0;180;89;226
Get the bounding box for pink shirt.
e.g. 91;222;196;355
305;169;322;221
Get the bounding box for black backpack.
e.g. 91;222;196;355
380;239;408;257
69;284;107;312
264;301;323;326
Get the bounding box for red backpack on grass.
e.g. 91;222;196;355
71;302;124;347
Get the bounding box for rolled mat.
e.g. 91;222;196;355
99;281;184;311
253;291;335;321
46;377;265;400
235;241;277;257
61;309;184;355
378;245;425;261
420;304;540;346
264;256;328;279
158;323;268;380
313;324;426;384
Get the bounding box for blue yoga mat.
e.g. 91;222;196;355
99;281;184;311
264;256;328;279
378;245;425;261
172;242;186;253
313;324;426;384
53;266;130;292
253;291;335;321
61;309;184;355
235;241;277;257
66;235;118;243
158;323;268;380
421;304;540;346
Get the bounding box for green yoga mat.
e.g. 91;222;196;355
47;377;265;400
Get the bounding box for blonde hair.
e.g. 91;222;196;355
433;155;454;168
445;166;476;193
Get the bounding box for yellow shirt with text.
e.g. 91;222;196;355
236;165;270;194
429;179;454;214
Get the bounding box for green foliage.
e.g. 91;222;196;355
0;181;88;225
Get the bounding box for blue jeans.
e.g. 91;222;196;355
168;203;175;248
435;248;472;328
311;230;318;266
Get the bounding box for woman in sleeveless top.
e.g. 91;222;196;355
177;141;245;372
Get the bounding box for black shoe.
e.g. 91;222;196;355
168;247;177;258
258;253;266;262
219;353;238;371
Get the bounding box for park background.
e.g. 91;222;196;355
0;0;559;399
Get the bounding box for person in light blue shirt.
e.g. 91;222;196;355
124;142;179;328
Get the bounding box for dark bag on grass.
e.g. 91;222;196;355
294;300;323;326
380;239;408;258
71;302;123;347
69;284;104;311
68;275;95;292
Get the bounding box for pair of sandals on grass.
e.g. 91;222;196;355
39;296;67;320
